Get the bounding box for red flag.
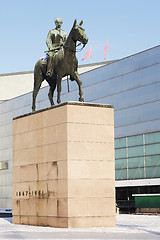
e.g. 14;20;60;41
104;40;108;60
82;47;91;61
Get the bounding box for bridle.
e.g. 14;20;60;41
64;42;86;53
64;27;87;53
74;42;86;52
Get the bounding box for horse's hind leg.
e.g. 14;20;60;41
57;77;62;104
32;73;43;111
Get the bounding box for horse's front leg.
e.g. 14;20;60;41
57;77;62;104
73;72;84;102
48;80;56;106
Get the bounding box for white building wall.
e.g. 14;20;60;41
0;62;109;101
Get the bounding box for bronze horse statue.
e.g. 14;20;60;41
32;19;88;111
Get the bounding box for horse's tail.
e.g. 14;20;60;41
32;59;45;111
34;59;44;77
34;59;47;86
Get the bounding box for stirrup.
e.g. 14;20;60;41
46;71;52;77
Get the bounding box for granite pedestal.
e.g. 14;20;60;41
12;102;115;227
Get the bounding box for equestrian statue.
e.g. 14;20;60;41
32;18;88;111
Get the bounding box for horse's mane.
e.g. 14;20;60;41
64;25;74;48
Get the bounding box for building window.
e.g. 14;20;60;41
0;161;8;170
115;131;160;180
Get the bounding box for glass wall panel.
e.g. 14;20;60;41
115;131;160;180
128;135;143;147
145;155;160;167
146;166;160;178
103;82;160;113
115;148;127;159
115;137;126;149
115;158;127;170
115;118;160;139
128;168;144;179
145;132;160;145
115;169;127;180
116;101;160;128
128;157;144;168
145;143;160;155
128;145;144;158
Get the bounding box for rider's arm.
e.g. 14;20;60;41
61;31;67;46
46;30;53;50
64;32;67;42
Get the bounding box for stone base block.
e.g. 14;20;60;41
12;102;115;227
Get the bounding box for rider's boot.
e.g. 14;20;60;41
46;56;52;78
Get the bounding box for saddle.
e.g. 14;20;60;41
41;55;48;62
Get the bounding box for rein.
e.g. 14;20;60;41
75;42;86;52
63;28;86;92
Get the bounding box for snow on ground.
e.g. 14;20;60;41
0;214;160;239
0;214;160;233
116;214;160;234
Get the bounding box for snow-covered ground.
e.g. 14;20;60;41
0;214;160;239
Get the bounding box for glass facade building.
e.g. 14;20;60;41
0;45;160;209
115;132;160;180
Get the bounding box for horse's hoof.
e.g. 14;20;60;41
57;100;61;104
79;97;84;102
32;106;35;112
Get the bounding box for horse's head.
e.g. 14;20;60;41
72;19;88;46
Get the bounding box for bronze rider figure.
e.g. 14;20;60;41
46;17;67;78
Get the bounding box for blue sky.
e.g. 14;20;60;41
0;0;160;74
